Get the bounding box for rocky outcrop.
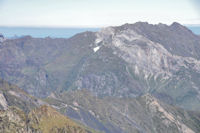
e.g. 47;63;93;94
0;93;8;110
140;94;196;133
0;78;45;113
0;106;41;133
0;105;96;133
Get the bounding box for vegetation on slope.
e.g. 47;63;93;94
0;105;99;133
28;105;98;133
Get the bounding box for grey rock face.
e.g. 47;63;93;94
114;22;200;59
72;22;200;110
0;22;200;111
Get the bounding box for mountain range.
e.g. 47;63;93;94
0;22;200;133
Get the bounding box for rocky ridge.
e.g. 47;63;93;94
46;90;200;133
0;78;45;112
0;79;99;133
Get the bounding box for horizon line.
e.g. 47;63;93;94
0;22;200;29
0;25;102;29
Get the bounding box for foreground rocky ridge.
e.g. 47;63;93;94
1;86;199;133
0;79;98;133
46;90;200;133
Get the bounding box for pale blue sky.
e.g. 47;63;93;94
0;0;199;27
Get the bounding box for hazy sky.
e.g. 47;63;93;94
0;0;199;27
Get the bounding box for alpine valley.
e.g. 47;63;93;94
0;22;200;133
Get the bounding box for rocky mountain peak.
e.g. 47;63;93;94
170;22;188;30
98;22;200;59
170;22;182;27
91;22;200;110
170;22;194;34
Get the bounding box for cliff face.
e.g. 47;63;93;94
0;78;46;113
70;22;200;110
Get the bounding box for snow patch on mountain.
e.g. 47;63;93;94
93;46;100;52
